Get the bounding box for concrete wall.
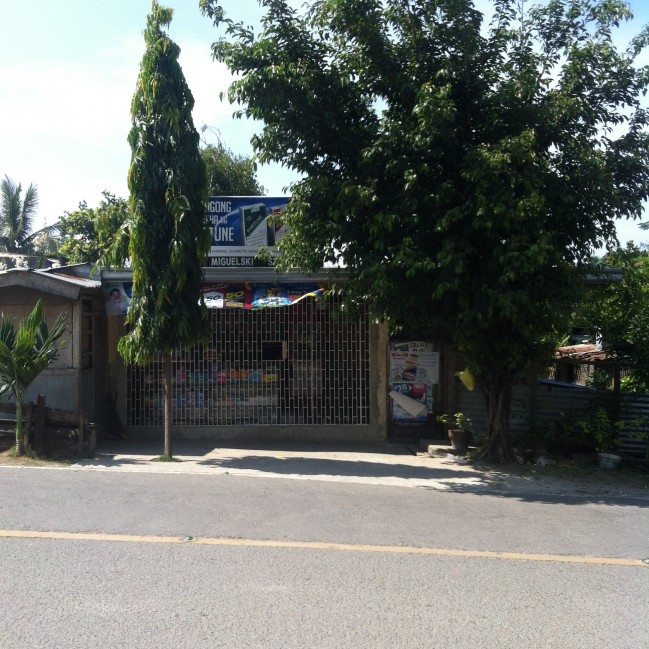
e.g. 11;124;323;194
0;288;103;418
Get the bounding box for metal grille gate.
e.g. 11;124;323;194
126;296;371;427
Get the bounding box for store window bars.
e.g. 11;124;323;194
126;297;370;427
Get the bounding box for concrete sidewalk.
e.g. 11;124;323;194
74;439;484;490
70;438;649;498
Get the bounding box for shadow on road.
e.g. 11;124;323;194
194;453;477;482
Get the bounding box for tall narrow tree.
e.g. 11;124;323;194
120;1;211;459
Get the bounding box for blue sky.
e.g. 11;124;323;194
0;0;648;246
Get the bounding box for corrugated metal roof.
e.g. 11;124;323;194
0;268;101;299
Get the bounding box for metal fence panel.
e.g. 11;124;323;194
457;379;649;456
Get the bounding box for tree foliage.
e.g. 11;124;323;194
0;301;68;455
0;175;57;254
120;1;210;458
578;244;649;392
203;0;649;461
71;142;261;270
57;192;129;264
121;0;210;364
201;136;265;196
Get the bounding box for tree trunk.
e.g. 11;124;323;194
15;392;24;456
477;380;513;463
163;354;173;459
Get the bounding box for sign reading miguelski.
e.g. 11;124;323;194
206;197;289;267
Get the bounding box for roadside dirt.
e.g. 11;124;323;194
2;427;648;498
471;458;649;498
0;429;79;467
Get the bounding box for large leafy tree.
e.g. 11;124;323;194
0;175;56;254
202;0;649;461
0;301;69;456
57;192;129;264
118;1;211;459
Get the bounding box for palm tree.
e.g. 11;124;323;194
0;175;58;254
0;301;69;456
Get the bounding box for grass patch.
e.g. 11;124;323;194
152;455;182;463
0;435;92;467
0;446;73;467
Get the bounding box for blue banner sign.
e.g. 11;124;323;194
205;197;290;267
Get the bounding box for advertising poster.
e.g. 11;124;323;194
104;282;132;316
251;285;324;308
201;283;250;309
389;341;439;423
205;196;289;268
200;283;323;309
390;382;428;423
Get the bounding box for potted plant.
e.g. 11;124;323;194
437;412;472;453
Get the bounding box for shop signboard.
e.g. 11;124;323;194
205;196;289;267
389;341;439;424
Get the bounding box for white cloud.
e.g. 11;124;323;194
0;30;298;223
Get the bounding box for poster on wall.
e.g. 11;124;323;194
250;284;324;308
390;382;428;423
200;283;323;309
104;282;322;315
389;341;439;424
201;283;249;309
104;282;132;316
205;196;289;267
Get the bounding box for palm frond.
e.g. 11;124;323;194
0;175;40;253
0;301;68;400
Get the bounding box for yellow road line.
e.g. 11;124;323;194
0;529;645;567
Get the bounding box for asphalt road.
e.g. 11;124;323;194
1;467;647;649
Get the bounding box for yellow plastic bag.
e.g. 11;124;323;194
456;368;475;391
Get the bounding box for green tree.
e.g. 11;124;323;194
94;139;262;269
201;135;265;196
203;0;649;461
578;244;649;392
117;1;210;459
0;175;57;254
57;192;129;264
59;143;260;268
0;301;69;456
